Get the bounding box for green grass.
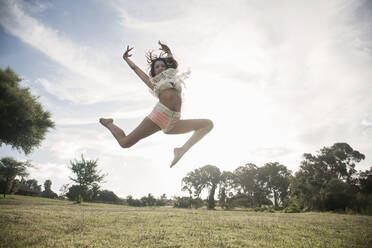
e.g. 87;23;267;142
1;195;372;248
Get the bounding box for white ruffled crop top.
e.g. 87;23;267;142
149;68;191;98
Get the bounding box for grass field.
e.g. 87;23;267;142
1;195;371;248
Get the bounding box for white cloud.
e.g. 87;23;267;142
111;0;372;170
0;0;149;104
27;162;72;193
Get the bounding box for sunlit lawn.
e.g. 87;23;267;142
1;195;371;248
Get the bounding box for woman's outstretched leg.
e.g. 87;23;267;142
99;117;161;148
164;119;214;167
99;118;126;142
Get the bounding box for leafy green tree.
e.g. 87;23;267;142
68;154;107;203
233;163;271;207
0;67;55;154
126;195;143;206
291;143;365;211
233;163;258;206
353;167;372;214
8;178;21;195
15;178;42;196
155;193;168;206
182;165;221;209
141;193;157;206
59;183;70;199
202;165;221;209
358;167;372;194
44;179;52;190
323;178;357;210
218;171;235;209
66;184;91;202
91;183;100;201
0;157;30;197
41;179;58;199
258;162;292;208
181;169;204;198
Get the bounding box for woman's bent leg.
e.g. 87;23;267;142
100;117;161;148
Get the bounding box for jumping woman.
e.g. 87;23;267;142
99;41;214;168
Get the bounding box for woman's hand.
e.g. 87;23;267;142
158;41;172;57
123;45;134;61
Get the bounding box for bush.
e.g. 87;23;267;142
66;185;92;202
230;193;251;208
173;197;204;209
191;197;204;209
173;197;192;208
94;190;120;204
41;189;58;199
354;193;372;215
284;195;303;213
264;207;275;213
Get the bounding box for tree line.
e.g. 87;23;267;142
179;143;372;214
1;142;371;215
0;154;173;206
1;67;371;214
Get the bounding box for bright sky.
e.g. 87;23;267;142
1;0;371;199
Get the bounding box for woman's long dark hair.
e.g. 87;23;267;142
146;49;178;77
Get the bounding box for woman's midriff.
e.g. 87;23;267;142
158;88;181;112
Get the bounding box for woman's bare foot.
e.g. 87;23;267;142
99;118;113;127
170;147;186;168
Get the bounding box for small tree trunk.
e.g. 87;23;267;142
4;177;10;198
207;185;217;210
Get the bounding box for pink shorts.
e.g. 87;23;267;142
147;101;181;133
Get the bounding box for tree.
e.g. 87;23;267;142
173;196;204;209
94;190;120;203
323;178;357;210
15;178;42;196
233;163;271;207
258;162;292;208
8;178;21;195
141;193;157;206
291;143;365;211
59;183;70;199
0;67;55;154
0;157;30;197
44;179;52;191
358;167;372;194
218;171;235;209
68;154;107;203
155;193;168;206
181;165;221;209
126;195;143;207
66;184;91;202
91;183;101;201
354;167;372;214
181;169;204;198
41;179;58;199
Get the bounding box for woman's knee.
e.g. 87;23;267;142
205;119;214;130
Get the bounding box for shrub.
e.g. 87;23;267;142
284;195;303;213
173;197;204;209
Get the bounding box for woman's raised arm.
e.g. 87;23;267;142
123;45;153;90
